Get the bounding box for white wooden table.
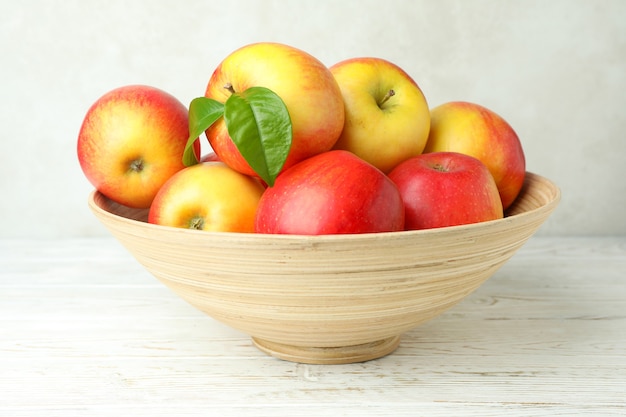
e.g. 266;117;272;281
1;236;624;416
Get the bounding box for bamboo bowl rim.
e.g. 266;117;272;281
88;171;560;243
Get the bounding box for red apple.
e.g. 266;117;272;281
423;101;525;209
199;151;221;162
255;150;405;235
388;152;503;230
204;42;345;177
149;162;265;232
198;151;272;189
77;85;199;208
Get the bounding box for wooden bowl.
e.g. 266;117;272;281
88;172;560;364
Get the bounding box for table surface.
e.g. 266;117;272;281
1;236;625;416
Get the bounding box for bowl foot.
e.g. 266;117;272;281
251;336;401;364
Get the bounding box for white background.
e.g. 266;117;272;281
2;0;624;238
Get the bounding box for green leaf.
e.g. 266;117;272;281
182;97;225;166
224;86;292;186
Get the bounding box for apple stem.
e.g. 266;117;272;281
432;163;448;172
224;83;236;94
189;217;205;230
129;159;144;173
379;89;395;107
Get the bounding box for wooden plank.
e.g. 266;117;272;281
0;237;624;416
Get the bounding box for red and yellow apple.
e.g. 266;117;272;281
330;57;431;173
77;85;198;208
388;152;503;230
255;150;405;235
423;101;525;209
204;42;345;177
199;151;221;163
148;162;265;232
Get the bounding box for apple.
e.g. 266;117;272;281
77;84;199;208
198;151;273;189
255;150;405;235
199;151;220;163
388;152;503;230
423;101;525;209
148;162;265;233
329;57;431;173
204;42;345;177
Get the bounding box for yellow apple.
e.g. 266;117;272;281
424;101;526;209
77;85;198;208
329;57;431;173
148;162;265;233
204;42;345;177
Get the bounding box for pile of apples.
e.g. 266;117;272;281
77;42;526;235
